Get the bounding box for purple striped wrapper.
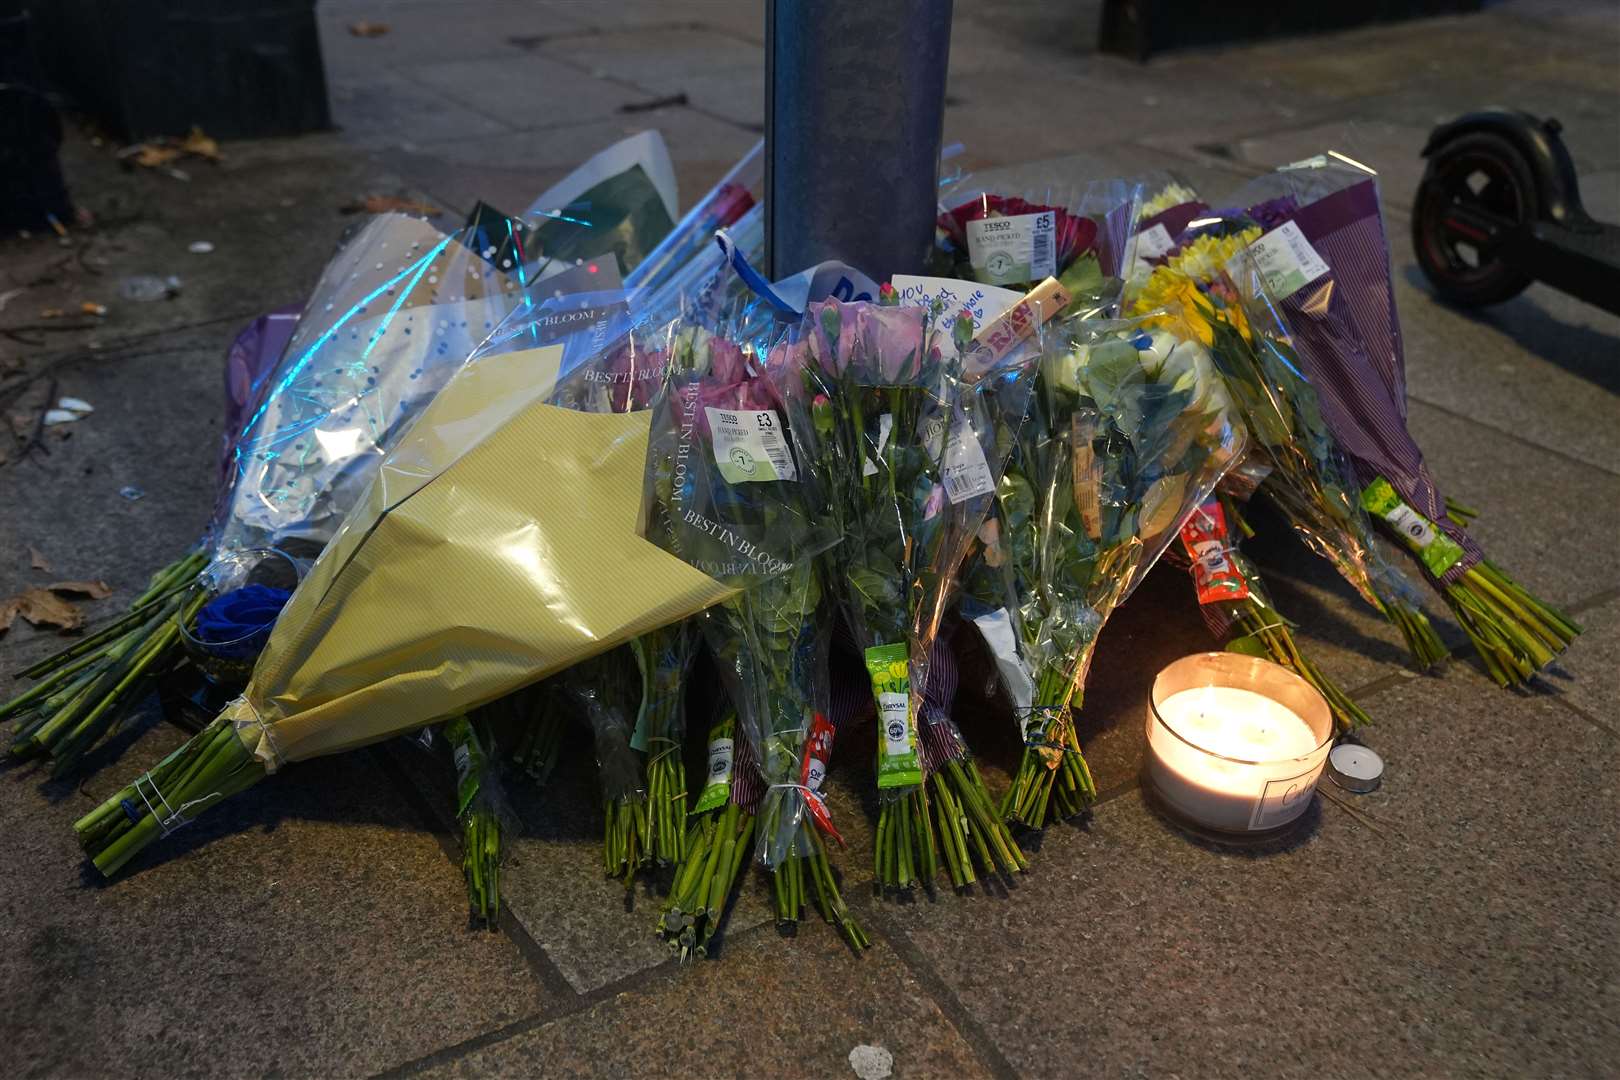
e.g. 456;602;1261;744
1267;180;1482;583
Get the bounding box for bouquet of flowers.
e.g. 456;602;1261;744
937;178;1142;318
778;290;1037;890
1225;157;1580;685
7;215;527;775
74;307;780;878
1131;243;1450;673
996;314;1245;829
644;334;860;946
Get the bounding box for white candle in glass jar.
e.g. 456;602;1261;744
1145;654;1332;834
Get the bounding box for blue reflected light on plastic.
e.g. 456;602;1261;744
233;233;457;479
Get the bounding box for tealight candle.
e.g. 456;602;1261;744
1144;653;1333;836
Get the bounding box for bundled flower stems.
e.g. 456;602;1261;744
656;709;755;959
996;315;1244;829
646;325;863;947
781;291;1036;890
444;713;505;926
1176;494;1373;731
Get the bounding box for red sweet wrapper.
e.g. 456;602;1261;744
1180;500;1249;606
798;711;844;847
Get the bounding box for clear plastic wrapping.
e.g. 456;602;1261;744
937;175;1143;318
767;296;1035;887
217;214;527;554
1129;246;1446;668
643;331;841;871
995;312;1245;826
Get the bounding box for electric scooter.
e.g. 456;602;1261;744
1412;108;1620;316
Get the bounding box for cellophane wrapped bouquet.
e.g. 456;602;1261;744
937;177;1142;318
1225;155;1579;685
995;313;1245;829
775;289;1036;891
1131;234;1450;674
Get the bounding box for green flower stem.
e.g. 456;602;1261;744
1231;596;1372;731
603;796;650;886
1000;667;1096;829
13;591;189;762
75;715;267;878
463;806;501;926
16;562;202;682
805;828;868;951
127;551;207;611
0;645;100;722
515;710;565;786
875;785;936;891
657;803;755;960
1443;495;1479;527
1445;562;1579;688
932;758;1026;882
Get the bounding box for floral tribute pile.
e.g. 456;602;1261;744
3;135;1576;961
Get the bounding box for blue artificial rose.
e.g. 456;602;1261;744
193;584;292;659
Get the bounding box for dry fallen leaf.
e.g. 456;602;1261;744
341;194;441;217
131;144;182;168
0;580;113;636
29;547;50;571
180;126;220;161
348;20;390;37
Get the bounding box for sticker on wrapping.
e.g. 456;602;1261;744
693;724;733;814
1228;220;1329;300
941;418;995;503
705;407;797;483
1180;500;1249;605
1134;223;1176;262
446;718;481;817
966;211;1056;286
1359;477;1465;577
862;412;895;478
1249;766;1319;830
866;643;921;789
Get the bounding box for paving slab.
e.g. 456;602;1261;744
413;919;989;1080
1553;594;1620;731
886;662;1618;1079
328;69;514;149
1397;270;1620;474
0;728;556;1078
315;1;594;71
412;54;654;131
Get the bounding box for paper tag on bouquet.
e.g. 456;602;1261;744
1228;220;1329;300
1180;499;1250;605
889;275;1021;360
866;643;922;789
706;407;798;483
693;721;734;814
1132;223;1178;273
966;211;1057;286
1360;477;1465;577
941;417;996;503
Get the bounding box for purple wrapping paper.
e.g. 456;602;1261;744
1265;181;1482;583
211;306;301;533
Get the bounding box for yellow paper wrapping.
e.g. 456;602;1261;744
220;342;736;770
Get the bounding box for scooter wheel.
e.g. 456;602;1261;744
1413;131;1536;307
